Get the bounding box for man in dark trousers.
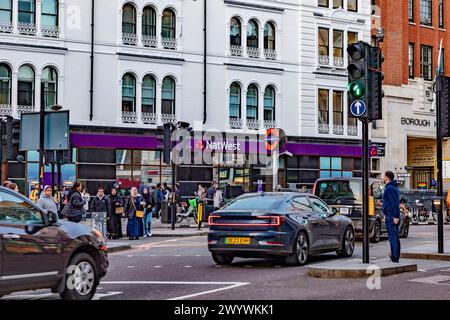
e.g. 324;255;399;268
382;171;401;263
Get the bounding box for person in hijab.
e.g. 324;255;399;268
108;187;124;239
142;187;154;237
37;185;58;215
125;187;145;240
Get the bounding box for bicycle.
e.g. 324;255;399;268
411;199;431;223
176;198;199;224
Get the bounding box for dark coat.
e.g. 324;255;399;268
90;195;110;214
107;194;123;238
382;180;400;219
62;191;86;221
125;195;146;219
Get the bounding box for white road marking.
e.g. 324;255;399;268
184;266;192;268
127;266;135;268
100;281;249;301
409;275;450;285
154;266;163;268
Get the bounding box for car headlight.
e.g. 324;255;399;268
92;228;106;246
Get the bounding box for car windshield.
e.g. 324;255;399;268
224;195;284;211
315;180;362;202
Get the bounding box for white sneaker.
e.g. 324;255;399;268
147;233;152;237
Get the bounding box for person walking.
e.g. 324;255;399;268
61;182;86;223
30;184;39;202
90;187;110;238
155;183;164;220
108;187;124;239
81;187;90;221
213;186;223;211
142;187;154;237
125;187;145;240
37;185;58;214
207;182;216;200
383;171;401;263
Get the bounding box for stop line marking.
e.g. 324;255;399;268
100;281;249;300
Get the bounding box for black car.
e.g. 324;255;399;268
208;192;355;266
0;187;108;300
313;178;411;242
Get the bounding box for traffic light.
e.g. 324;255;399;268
157;124;173;165
438;75;450;138
367;47;385;121
5;118;20;161
347;42;369;115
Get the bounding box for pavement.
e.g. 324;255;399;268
306;258;418;278
3;224;450;300
401;240;450;261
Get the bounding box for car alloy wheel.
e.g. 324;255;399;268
344;229;355;256
296;233;308;265
73;261;95;296
370;221;381;243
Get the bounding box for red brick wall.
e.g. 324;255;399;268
373;0;450;86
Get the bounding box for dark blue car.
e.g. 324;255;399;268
208;192;355;266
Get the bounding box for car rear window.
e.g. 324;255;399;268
224;195;284;211
315;180;362;202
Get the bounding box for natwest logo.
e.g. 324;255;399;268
201;140;241;152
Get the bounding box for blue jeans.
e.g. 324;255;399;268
143;210;152;235
386;217;401;262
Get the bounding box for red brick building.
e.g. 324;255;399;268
371;0;450;190
372;0;449;86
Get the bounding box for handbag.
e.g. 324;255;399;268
130;196;144;218
115;207;124;215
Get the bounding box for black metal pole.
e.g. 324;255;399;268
171;161;176;230
57;163;61;193
0;119;3;184
39;105;45;194
362;118;370;263
436;75;444;254
202;0;207;124
89;0;95;121
51;161;55;197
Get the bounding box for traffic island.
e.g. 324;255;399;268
401;241;450;261
306;259;417;278
107;242;132;253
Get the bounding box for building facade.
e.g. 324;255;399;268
372;0;450;190
0;0;372;195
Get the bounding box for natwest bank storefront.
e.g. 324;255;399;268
178;133;363;194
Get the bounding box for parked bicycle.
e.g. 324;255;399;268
411;199;432;223
176;198;199;224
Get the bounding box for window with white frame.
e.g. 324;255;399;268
18;65;35;107
161;76;175;115
420;45;433;80
0;0;12;25
318;28;329;65
318;89;329;134
333;91;344;135
409;43;415;79
264;86;276;121
229;82;241;119
0;63;11;106
246;84;258;120
420;0;432;26
142;75;156;114
122;73;136;113
41;66;57;108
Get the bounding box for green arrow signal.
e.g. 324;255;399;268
348;81;366;99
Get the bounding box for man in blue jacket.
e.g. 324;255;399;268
382;171;401;263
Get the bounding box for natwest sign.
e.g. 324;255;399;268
196;140;241;152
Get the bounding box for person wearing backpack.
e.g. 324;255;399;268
62;181;86;223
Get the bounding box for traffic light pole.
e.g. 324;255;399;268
362;118;370;263
436;76;444;254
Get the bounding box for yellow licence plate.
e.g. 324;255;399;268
225;237;251;245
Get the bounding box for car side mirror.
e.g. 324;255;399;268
25;223;44;235
48;211;58;224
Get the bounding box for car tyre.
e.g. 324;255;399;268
212;253;234;265
60;252;98;301
285;232;309;266
400;220;410;239
370;220;381;243
337;227;355;258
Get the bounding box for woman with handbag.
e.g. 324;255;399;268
125;187;145;240
108;187;124;239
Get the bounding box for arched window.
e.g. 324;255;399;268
18;0;35;24
246;84;258;120
142;75;156;114
230;17;241;46
142;6;156;37
0;63;11;105
18;65;35;106
41;0;58;27
162;76;175;115
264;86;276;121
264;22;275;50
41;66;57;109
122;73;136;113
247;19;258;48
161;8;175;39
0;0;13;25
229;82;241;119
122;3;136;34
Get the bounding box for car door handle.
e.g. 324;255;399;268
2;234;21;240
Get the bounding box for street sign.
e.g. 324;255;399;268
350;100;367;117
265;128;286;152
443;160;450;179
369;146;378;157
